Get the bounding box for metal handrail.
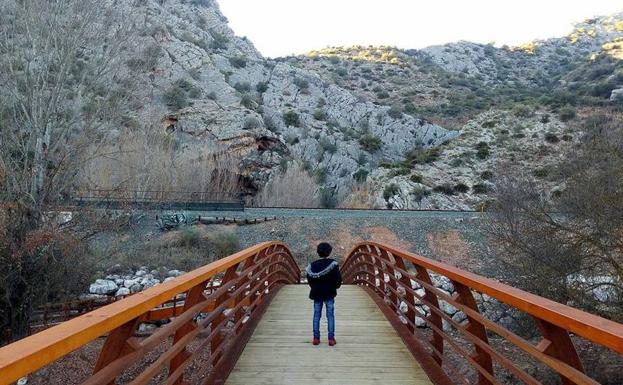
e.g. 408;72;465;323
0;242;300;385
341;241;623;385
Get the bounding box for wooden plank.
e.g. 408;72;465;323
225;286;433;385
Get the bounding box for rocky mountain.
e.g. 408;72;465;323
107;0;623;209
107;0;455;206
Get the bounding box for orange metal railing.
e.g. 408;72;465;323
341;242;623;385
0;242;300;385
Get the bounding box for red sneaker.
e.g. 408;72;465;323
313;338;320;345
328;338;336;346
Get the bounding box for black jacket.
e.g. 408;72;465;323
306;258;342;301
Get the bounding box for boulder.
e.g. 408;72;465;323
89;279;118;295
129;283;143;293
141;277;160;289
115;287;130;297
123;278;141;288
610;87;623;101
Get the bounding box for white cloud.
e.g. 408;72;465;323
218;0;622;57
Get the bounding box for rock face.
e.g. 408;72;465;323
102;1;623;209
104;0;458;204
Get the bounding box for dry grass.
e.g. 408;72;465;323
79;128;240;199
254;161;318;207
339;183;379;209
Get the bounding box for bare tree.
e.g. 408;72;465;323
255;161;319;207
0;0;141;339
485;113;623;321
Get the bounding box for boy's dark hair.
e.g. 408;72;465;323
317;242;332;258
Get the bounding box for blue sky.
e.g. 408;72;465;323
218;0;622;58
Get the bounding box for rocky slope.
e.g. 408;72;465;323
111;0;456;205
289;13;623;209
109;1;622;209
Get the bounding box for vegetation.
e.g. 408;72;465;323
353;169;369;183
404;147;441;165
283;111;301;127
359;134;383;153
0;0;144;340
229;55;247;68
255;161;318;207
486;114;623;322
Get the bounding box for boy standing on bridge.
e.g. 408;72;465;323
305;242;342;346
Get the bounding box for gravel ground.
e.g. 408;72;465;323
162;208;491;271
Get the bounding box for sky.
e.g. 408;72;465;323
218;0;622;58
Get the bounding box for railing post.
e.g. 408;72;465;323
534;319;585;385
378;248;399;311
394;257;416;333
168;281;210;385
452;281;494;385
414;265;444;365
210;264;241;364
93;318;140;385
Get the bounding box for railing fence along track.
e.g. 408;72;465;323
341;242;623;385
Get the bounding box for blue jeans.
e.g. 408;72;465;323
313;298;335;339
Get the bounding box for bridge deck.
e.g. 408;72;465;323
226;285;433;385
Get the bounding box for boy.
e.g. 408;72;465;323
305;242;342;346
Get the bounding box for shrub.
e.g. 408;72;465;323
472;183;489;194
319;187;337;208
383;183;400;200
243;116;261;129
533;168;549;178
256;81;268;93
412;186;431;203
282;111;300;127
353;168;369;183
210;30;229;50
404;147;440;165
376;90;390;99
313;109;327;121
240;94;254;109
433;184;455;195
207;91;218;100
540;114;551;124
293;77;309;90
336;67;348;77
359;134;383;153
512;104;533;118
388;105;403;119
410;174;423;184
480;170;494;180
208;230;239;258
559;107;576;122
475;142;490;160
319;136;338;154
164;83;189;110
229;55;247;68
482;120;496;128
179;227;201;248
544;133;560;143
234;82;251;92
315;167;328;183
454;183;470;193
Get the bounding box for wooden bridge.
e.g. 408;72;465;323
0;242;622;385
